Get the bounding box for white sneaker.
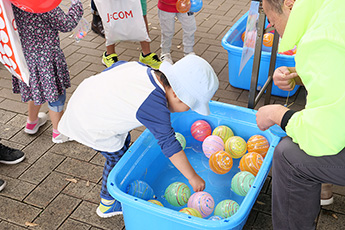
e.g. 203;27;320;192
320;183;334;206
52;133;72;144
24;112;48;134
160;53;173;65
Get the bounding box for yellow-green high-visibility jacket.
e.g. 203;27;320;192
279;0;345;156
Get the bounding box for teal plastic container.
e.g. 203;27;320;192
107;101;283;230
221;12;298;97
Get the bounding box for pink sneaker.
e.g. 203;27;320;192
24;112;48;134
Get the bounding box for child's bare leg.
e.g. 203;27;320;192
28;101;41;122
49;110;63;130
140;15;150;55
106;44;116;55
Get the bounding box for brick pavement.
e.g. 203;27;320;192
0;0;344;229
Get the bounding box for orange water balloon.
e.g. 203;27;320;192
176;0;191;13
247;135;269;158
209;150;233;174
239;152;263;176
263;33;274;47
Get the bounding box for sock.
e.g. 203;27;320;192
26;118;39;129
53;129;60;139
101;198;115;205
27;118;38;124
141;52;151;57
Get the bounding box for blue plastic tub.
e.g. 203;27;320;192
108;101;283;230
221;12;298;97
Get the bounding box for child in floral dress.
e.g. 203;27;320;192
11;0;83;143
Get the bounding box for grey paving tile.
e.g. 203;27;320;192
77;47;104;57
69;61;92;76
0;196;41;227
317;209;345;230
50;141;98;162
83;184;102;204
19;151;65;184
86;63;107;73
10;129;44;146
71;201;124;230
210;58;228;75
66;52;87;66
58;218;91;230
252;193;271;215
0;160;30;179
88;154;105;170
55;158;103;183
0;99;27;114
21;133;55;164
0;88;22;102
322;194;345;215
0;221;27;229
24;172;70;208
0;123;22;140
5;113;26;128
0;175;35;201
71;69;96;85
0;138;25;151
0;78;12;90
252;212;273;230
214;89;241;101
62;178;97;200
33;194;81;230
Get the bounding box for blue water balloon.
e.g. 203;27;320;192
190;0;203;13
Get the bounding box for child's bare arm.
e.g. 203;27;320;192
169;150;205;192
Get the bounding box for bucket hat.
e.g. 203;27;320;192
159;54;219;116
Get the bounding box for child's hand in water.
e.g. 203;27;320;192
189;173;205;192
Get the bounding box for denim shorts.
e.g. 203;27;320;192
48;90;66;112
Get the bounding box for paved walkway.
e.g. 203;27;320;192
0;0;344;229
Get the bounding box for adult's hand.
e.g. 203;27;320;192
256;104;289;131
273;66;300;91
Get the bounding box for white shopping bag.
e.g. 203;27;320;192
0;0;30;85
94;0;151;45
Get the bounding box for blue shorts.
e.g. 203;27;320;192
48;90;66;112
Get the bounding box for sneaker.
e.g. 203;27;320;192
160;53;173;65
52;133;71;144
102;52;118;68
139;52;162;69
0;143;25;165
320;183;334;206
24;112;48;135
91;12;105;38
0;179;6;192
96;199;122;218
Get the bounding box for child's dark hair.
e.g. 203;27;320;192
154;70;171;88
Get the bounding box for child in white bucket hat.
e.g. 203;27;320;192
58;54;219;218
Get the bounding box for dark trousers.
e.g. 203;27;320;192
91;0;97;11
272;137;345;229
99;133;131;200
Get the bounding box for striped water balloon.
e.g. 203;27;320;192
202;135;224;158
231;171;255;196
164;182;191;207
